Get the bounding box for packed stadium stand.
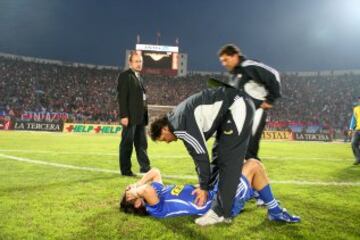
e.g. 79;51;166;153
1;53;360;136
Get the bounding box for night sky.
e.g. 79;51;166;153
1;0;360;71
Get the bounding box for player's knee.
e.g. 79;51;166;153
246;158;265;173
246;158;259;168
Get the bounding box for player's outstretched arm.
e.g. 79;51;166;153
135;168;163;186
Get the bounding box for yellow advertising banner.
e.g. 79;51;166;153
261;131;294;140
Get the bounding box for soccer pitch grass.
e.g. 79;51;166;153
1;131;360;240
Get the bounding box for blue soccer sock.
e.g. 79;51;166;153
258;185;282;214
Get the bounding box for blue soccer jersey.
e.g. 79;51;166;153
145;175;254;218
145;182;214;218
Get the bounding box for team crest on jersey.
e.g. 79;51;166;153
171;185;185;196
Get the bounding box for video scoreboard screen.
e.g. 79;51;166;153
135;44;179;76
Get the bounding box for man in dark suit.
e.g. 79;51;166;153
117;51;151;176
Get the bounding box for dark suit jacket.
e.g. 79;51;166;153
117;69;148;125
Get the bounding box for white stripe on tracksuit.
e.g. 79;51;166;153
229;96;247;136
252;108;264;135
242;59;281;83
174;131;206;154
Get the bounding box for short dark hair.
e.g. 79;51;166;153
128;50;140;62
119;194;148;216
150;115;170;141
218;44;242;57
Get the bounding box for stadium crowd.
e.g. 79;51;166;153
268;73;359;131
1;55;359;132
0;55;119;123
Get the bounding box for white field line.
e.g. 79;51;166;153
0;149;354;161
0;153;119;174
0;153;359;186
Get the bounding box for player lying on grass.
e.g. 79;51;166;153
120;159;300;225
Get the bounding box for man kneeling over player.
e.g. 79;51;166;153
120;159;300;224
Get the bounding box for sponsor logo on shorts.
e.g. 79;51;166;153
223;130;234;135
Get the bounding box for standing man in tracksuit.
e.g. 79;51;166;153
210;44;282;161
149;86;255;226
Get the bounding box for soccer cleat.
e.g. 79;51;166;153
195;210;226;226
268;208;301;223
353;161;360;165
223;218;233;224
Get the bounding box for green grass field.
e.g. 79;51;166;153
1;131;360;240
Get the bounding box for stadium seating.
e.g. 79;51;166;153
1;55;359;131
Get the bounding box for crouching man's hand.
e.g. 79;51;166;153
192;188;208;207
260;101;273;110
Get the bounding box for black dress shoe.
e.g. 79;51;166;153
140;168;151;173
122;172;136;177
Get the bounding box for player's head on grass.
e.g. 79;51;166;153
119;191;148;216
150;115;177;143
